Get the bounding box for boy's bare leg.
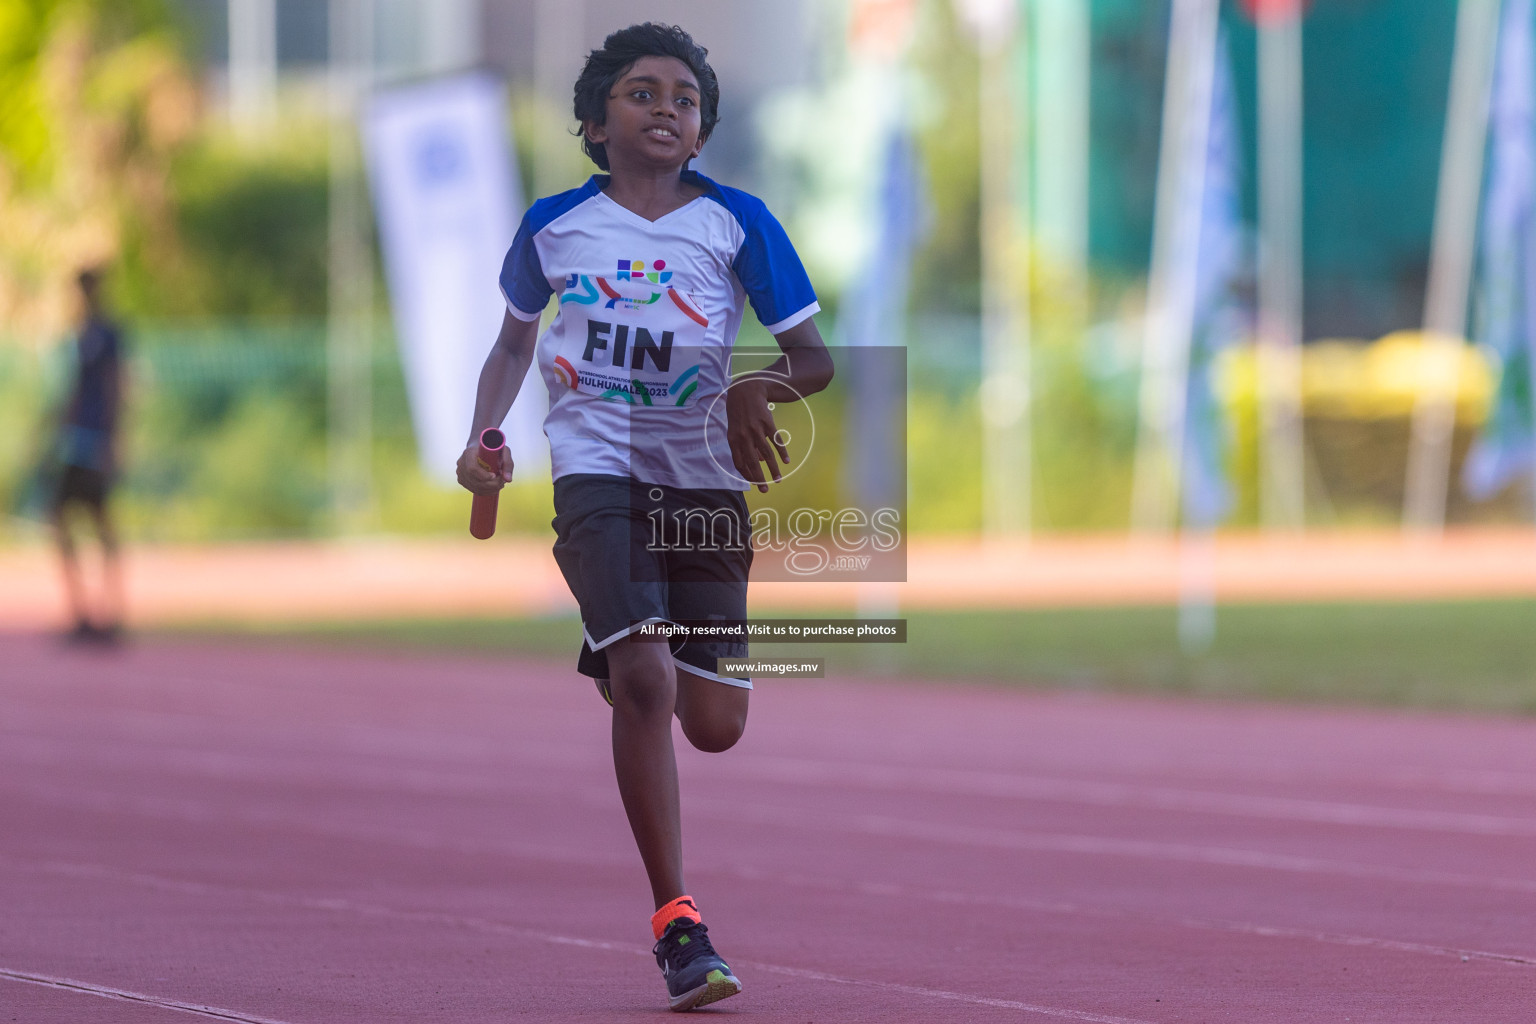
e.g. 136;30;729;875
92;504;124;630
52;508;89;630
606;636;686;909
674;669;748;753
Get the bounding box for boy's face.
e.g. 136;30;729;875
586;56;706;172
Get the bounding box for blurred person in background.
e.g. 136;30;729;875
50;266;126;644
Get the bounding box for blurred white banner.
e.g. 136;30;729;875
363;73;547;486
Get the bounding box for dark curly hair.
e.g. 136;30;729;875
572;23;720;172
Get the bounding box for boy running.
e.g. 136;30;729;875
456;23;832;1012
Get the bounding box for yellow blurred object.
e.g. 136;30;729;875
1216;331;1495;423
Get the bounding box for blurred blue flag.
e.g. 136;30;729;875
843;128;925;352
1465;0;1536;500
363;73;542;485
1181;26;1248;528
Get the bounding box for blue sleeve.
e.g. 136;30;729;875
499;213;552;320
730;202;819;333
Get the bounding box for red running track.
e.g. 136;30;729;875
1;634;1533;1022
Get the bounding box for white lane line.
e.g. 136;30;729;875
8;771;1536;903
13;852;1536;978
12;723;1536;840
0;731;597;803
719;755;1536;838
0;968;300;1024
18;859;1536;970
692;798;1536;896
761;872;1536;968
736;961;1156;1024
0;860;1150;1024
0;777;622;854
1379;765;1536;798
18;847;1536;976
0;708;588;772
9;679;1536;805
1169;917;1536;966
13;650;1536;803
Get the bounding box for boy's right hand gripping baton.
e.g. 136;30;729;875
469;427;507;540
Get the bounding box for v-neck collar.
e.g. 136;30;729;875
589;172;714;227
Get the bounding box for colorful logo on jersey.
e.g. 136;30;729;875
598;364;700;406
618;259;672;285
561;272;658;312
560;275;600;306
559;271;710;326
597;277;662;311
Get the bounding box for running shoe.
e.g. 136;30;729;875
595;677;614;706
653;918;742;1011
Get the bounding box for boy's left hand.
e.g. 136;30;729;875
725;377;788;493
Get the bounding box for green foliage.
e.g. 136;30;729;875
0;0;195;341
0;0;54;185
112;328;329;541
0;324;565;543
0;344;57;521
121;126;333;319
1032;332;1137;531
123;389;328;541
903;329;1140;535
0;0;330;328
882;601;1536;712
0;0;182;185
508;88;597;198
907;389;982;533
905;0;981;313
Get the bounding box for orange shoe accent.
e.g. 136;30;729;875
651;895;702;940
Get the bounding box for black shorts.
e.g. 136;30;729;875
53;465;109;509
551;474;752;686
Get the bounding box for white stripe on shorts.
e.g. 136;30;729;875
582;617;670;652
673;657;753;689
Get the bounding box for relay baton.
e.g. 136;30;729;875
469;427;506;540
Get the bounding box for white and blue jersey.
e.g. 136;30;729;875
500;171;819;490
